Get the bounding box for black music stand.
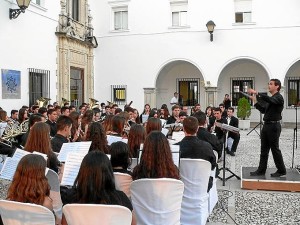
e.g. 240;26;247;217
216;122;241;186
292;105;298;168
247;112;263;138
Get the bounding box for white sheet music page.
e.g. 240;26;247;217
58;141;91;162
172;131;185;142
12;148;30;161
33;151;48;161
0;157;19;180
0;122;7;136
61;153;85;186
107;135;123;145
170;145;180;167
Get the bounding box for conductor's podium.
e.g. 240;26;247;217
241;167;300;192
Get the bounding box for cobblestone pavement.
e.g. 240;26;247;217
207;128;300;225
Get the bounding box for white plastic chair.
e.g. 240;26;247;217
0;199;55;225
46;169;63;220
130;178;184;225
179;158;212;225
208;150;219;214
62;204;132;225
114;172;133;198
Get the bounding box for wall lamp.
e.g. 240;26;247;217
206;20;216;42
9;0;31;20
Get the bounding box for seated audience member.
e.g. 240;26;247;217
46;109;58;137
61;151;136;225
177;116;217;170
132;131;179;180
193;111;223;159
21;113;45;147
145;117;162;134
178;116;217;192
166;105;181;124
25;122;61;173
110;141;132;175
51;116;72;153
127;124;146;158
0;154;55;224
86;122;109;154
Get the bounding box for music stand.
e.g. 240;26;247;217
215;122;241;186
292;105;298;168
247;112;263;138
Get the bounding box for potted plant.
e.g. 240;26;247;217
237;97;251;130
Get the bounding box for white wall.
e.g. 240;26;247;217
0;0;60;112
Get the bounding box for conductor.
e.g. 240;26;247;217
248;79;286;177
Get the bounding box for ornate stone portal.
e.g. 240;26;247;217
56;0;97;105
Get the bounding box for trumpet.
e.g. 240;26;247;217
36;97;51;108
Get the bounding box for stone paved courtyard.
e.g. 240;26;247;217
207;127;300;225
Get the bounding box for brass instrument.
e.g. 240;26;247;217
61;97;70;107
36;97;51;107
107;101;114;107
1;120;29;141
89;98;99;109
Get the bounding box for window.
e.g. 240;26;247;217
113;8;128;30
111;85;127;104
72;0;79;21
172;11;187;26
31;0;45;7
28;68;50;107
234;0;252;23
230;77;254;106
177;78;200;106
170;0;188;27
287;78;300;107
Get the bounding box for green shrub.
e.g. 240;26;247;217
237;97;251;120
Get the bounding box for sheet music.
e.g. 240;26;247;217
107;135;122;145
141;115;149;123
58;141;91;162
170;145;180;167
61;153;85;186
32;151;48;161
12;148;29;161
0;157;19;180
172;131;185;142
160;119;166;127
164;123;183;128
215;122;240;133
161;128;169;136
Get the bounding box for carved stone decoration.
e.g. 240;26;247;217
56;0;96;104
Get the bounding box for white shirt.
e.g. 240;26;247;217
170;96;178;105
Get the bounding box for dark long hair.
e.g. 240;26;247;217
110;141;131;169
74;151;120;204
127;124;146;158
86;122;109;153
132;131;179;180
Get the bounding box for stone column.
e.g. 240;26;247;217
205;86;218;107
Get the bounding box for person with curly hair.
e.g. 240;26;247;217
127;124;146;158
25;122;61;173
86;122;109;154
132;131;179;180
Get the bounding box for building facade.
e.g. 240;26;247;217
91;0;300;122
1;0;300;123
